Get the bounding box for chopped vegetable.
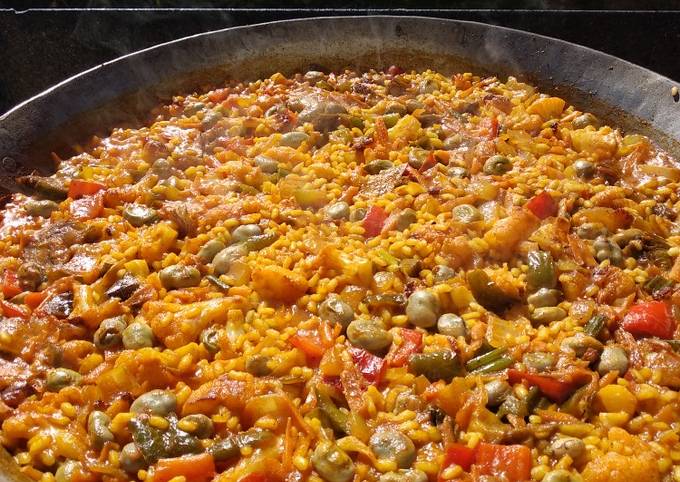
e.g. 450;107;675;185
467;270;517;313
153;453;215;482
583;313;607;337
507;369;579;403
68;179;106;199
0;300;29;319
621;300;675;339
290;332;325;360
363;205;389;237
525;191;557;219
473;443;532;482
1;270;22;299
386;328;423;367
348;346;387;384
439;443;476;476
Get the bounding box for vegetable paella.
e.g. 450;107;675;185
0;67;679;482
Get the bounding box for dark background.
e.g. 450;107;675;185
2;2;680;114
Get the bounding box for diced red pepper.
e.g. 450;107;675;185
525;191;558;220
154;453;215;482
621;300;675;339
487;117;500;139
507;369;576;403
473;443;532;482
67;179;106;199
363;205;388;238
2;270;22;299
322;375;343;392
439;443;477;479
386;328;423;367
348;346;386;384
70;192;104;220
24;291;47;310
0;300;30;319
290;332;325;360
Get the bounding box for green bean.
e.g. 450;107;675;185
317;390;349;433
583;313;607;337
409;351;462;382
465;348;508;372
644;275;674;296
526;251;557;291
129;418;165;464
206;274;230;291
470;356;513;374
209;428;273;461
467;269;516;313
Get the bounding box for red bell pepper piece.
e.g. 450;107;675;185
363;205;388;238
347;346;386;384
70;192;104;220
507;369;576;403
621;300;675;339
487;117;500;139
386;328;423;367
290;332;325;360
439;443;477;478
525;191;557;220
24;291;47;310
0;300;30;319
68;179;106;199
153;453;215;482
2;270;22;299
473;443;532;482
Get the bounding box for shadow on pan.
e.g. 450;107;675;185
0;15;679;478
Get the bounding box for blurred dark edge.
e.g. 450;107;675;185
2;7;680;113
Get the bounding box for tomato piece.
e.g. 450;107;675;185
290;332;324;360
621;300;675;339
473;443;531;482
439;443;477;479
69;193;104;220
507;369;576;403
348;346;386;384
525;191;557;219
363;205;388;238
2;270;22;299
0;300;30;319
386;328;423;367
24;291;47;310
68;179;106;199
154;454;215;482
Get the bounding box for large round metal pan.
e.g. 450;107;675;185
0;15;679;481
